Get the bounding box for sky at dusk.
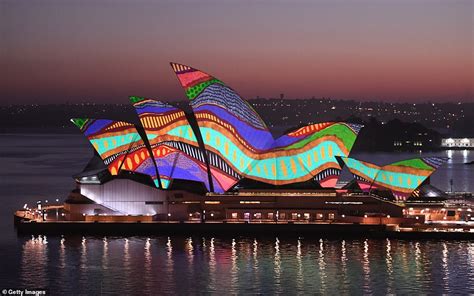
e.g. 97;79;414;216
1;0;473;104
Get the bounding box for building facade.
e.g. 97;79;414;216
441;138;474;148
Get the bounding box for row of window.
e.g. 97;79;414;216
229;212;336;220
393;141;423;147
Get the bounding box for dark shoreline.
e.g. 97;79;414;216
15;221;474;240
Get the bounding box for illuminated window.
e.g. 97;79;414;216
231;212;238;219
316;213;324;220
303;213;310;220
328;213;335;220
279;213;286;220
244;212;250;219
267;213;274;220
254;213;262;219
291;213;298;220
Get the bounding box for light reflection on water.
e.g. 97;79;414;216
2;135;474;293
17;236;474;294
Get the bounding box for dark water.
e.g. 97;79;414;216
1;134;473;294
9;236;474;294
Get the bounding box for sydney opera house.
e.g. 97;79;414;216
64;63;447;223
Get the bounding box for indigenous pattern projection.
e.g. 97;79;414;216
131;97;213;190
339;157;448;200
171;62;363;191
71;118;158;185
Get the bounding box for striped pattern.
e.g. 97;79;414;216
171;63;363;190
140;111;187;129
105;121;132;131
72;63;370;194
71;118;158;184
287;122;334;137
340;157;448;201
131;98;214;191
171;62;192;73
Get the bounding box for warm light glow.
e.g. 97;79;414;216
204;201;220;204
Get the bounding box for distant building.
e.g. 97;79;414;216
441;138;473;148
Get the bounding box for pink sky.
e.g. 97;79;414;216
1;0;472;104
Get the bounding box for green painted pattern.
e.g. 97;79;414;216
71;118;89;130
186;79;223;100
285;123;356;150
129;96;147;104
390;159;433;171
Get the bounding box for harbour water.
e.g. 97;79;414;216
9;236;474;294
1;133;473;293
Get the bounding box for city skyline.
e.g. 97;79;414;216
1;0;473;104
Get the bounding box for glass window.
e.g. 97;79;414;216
328;213;335;220
231;212;238;219
268;213;274;220
254;213;262;219
244;212;250;219
304;213;310;220
279;213;286;220
316;213;324;220
292;213;298;220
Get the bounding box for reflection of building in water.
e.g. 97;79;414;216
442;138;474;148
21;236;48;288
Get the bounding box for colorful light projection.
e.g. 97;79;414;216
272;122;363;188
339;156;448;200
71;118;159;186
336;157;381;191
131;97;214;190
171;63;363;191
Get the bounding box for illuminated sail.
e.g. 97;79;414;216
170;62;273;191
71;118;158;185
131;97;213;190
268;122;364;187
171;62;362;190
339;156;448;200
